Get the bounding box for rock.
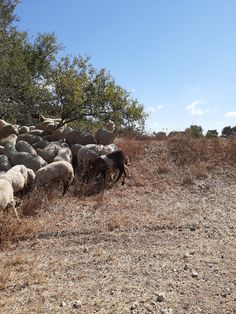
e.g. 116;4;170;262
184;264;188;270
161;309;173;314
191;270;199;278
156;292;165;302
73;300;82;309
190;225;196;231
130;303;138;310
184;252;190;258
60;301;66;307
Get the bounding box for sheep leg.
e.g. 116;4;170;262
62;179;69;195
114;166;125;184
11;201;19;221
124;164;130;178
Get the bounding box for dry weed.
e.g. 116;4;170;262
116;137;146;162
191;161;209;179
107;213;131;231
157;160;171;174
182;174;195;185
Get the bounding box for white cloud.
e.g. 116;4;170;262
147;105;164;113
147;106;156;113
224;111;236;118
157;105;164;110
185;99;209;116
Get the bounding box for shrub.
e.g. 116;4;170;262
206;129;218;138
221;126;232;137
185;125;203;138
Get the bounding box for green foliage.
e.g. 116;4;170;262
49;56;147;131
206;129;218;138
0;1;147;131
185;125;203;138
221;126;232;137
232;126;236;135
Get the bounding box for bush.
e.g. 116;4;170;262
206;129;218;138
185;125;203;138
221;126;232;137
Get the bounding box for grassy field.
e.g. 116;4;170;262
0;136;235;313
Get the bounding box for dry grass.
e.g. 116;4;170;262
116;137;147;162
0;136;235;249
0;136;236;313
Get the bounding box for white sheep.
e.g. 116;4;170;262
0;145;4;154
17;133;42;145
0;178;19;219
35;161;74;194
0;134;18;146
19;126;30;134
42;135;55;142
0;155;12;172
54;147;72;163
0;124;19;140
76;144;104;172
71;144;83;160
16;140;37;155
51;126;73;141
3;143;17;160
11;152;47;172
35;120;54;131
36;141;68;163
32;140;49;150
0;165;28;193
95;128;117;145
26;168;36;188
0;119;9;128
100;143;118;155
44;122;59;135
66;130;97;145
30;129;44;136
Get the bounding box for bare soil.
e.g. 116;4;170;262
0;139;235;313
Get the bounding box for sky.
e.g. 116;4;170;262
15;0;236;133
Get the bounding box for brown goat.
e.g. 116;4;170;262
86;150;129;186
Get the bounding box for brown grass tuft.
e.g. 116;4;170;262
168;136;232;167
182;174;195;185
116;137;146;162
157;160;171;174
191;161;209;179
107;213;130;231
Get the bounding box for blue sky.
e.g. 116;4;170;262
16;0;236;133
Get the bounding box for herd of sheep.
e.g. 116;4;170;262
0;115;124;219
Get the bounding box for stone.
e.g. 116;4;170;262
60;301;66;307
191;270;199;278
184;252;190;258
161;309;173;314
156;292;165;302
73;300;82;309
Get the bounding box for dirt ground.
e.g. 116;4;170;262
0;139;235;313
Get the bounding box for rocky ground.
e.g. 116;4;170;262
0;139;235;313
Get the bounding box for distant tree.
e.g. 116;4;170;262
206;129;218;138
0;1;61;124
50;56;147;131
185;125;203;138
0;1;147;130
231;126;236;135
221;126;232;137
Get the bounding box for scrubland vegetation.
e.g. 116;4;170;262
0;135;235;313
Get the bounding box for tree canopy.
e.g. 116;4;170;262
0;0;147;131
